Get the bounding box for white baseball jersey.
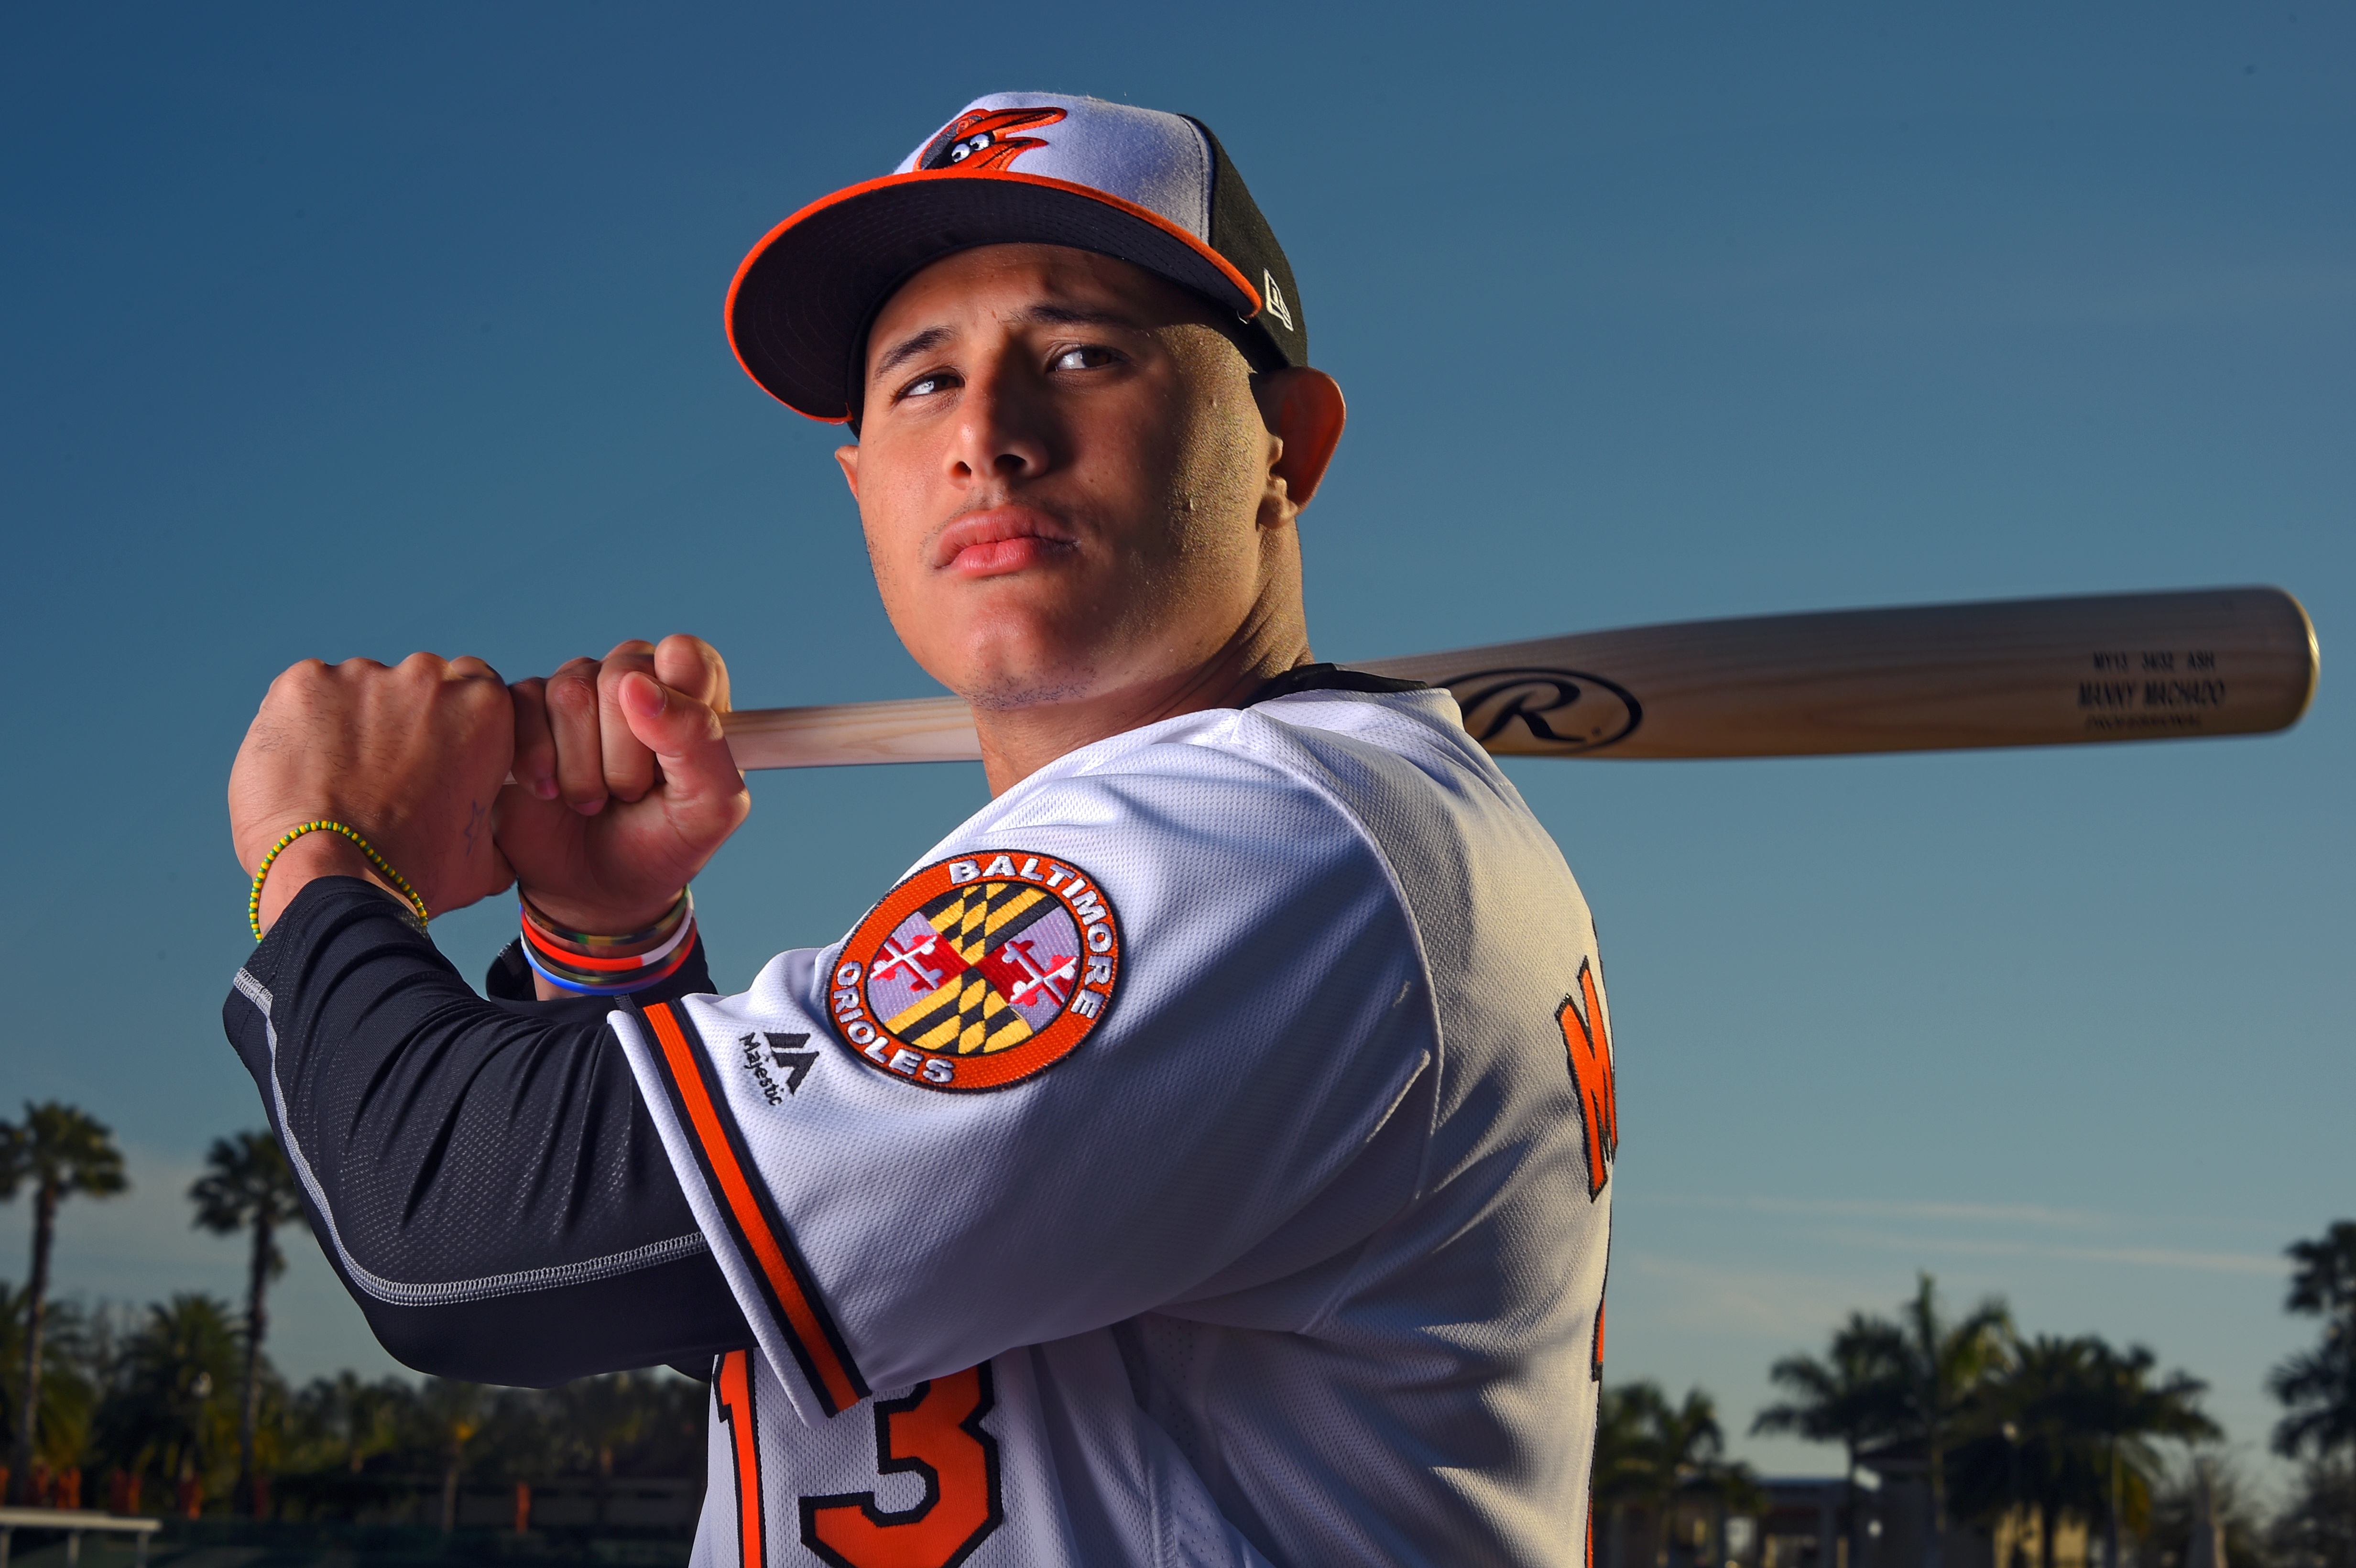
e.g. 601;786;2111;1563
607;685;1619;1567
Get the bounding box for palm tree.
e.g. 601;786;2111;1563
0;1102;129;1503
188;1130;303;1516
1625;1384;1760;1568
557;1372;655;1526
306;1370;406;1474
2084;1341;2217;1568
2148;1451;2268;1568
2269;1221;2356;1556
1590;1381;1751;1568
1669;1392;1764;1568
1952;1336;2105;1568
1755;1312;1908;1568
0;1286;98;1484
414;1378;488;1533
1951;1336;2216;1568
95;1294;242;1514
2268;1451;2356;1568
1884;1274;2012;1568
1597;1382;1676;1568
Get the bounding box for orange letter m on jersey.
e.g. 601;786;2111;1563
1556;959;1618;1200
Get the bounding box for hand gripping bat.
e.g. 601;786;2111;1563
712;587;2318;770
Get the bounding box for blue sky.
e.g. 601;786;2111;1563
3;2;2348;1490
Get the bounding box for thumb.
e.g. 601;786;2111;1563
619;671;748;838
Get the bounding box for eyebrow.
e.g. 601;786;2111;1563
1018;304;1144;332
869;325;956;385
865;304;1150;386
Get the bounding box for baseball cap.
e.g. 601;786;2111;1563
725;92;1307;423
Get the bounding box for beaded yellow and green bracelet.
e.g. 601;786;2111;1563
247;820;430;940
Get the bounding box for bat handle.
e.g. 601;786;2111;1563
499;695;985;783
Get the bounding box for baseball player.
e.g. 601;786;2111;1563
224;93;1617;1566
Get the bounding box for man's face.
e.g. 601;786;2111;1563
836;244;1286;712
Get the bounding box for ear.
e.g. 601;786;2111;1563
834;443;862;501
1254;368;1347;520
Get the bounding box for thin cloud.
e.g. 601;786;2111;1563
1621;1254;1876;1341
1640;1192;2104;1228
1817;1227;2286;1278
1598;248;2356;334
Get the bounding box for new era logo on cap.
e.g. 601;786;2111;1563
726;92;1308;422
1262;270;1293;332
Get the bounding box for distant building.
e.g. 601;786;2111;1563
1600;1448;2093;1568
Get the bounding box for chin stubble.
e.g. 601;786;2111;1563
959;670;1100;712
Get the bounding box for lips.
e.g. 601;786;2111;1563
933;507;1078;577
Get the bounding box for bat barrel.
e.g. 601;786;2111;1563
1358;586;2318;760
711;587;2316;771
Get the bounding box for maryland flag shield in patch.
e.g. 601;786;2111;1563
829;851;1122;1091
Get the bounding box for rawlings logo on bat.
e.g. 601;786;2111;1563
1442;668;1644;754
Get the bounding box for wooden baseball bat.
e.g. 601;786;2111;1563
716;587;2317;769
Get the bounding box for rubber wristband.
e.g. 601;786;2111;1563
520;924;699;995
520;897;698;972
521;888;690;953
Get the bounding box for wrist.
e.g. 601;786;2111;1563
517;887;698;1000
251;833;409;936
514;889;684;937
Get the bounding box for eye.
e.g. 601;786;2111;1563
894;369;960;403
1049;344;1121;372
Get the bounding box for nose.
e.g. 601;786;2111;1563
947;350;1054;488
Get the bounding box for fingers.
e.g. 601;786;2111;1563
543;655;615;813
618;671;751;853
597;640;661;805
508;636;729;815
654;634;731;714
542;641;655;813
508;678;559;801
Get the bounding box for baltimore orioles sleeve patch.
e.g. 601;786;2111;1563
830;851;1124;1092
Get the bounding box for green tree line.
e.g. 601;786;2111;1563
2;1105;709;1525
1597;1265;2355;1568
4;1100;2350;1563
0;1286;707;1526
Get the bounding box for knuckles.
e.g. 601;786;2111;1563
264;656;343;702
260;651;512;736
595;652;658;701
545;666;600;717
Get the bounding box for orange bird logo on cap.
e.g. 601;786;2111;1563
916;105;1068;174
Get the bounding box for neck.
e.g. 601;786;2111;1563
971;607;1310;795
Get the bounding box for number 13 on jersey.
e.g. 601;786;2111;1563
717;1350;1005;1568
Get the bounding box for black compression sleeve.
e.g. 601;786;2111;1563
221;877;751;1386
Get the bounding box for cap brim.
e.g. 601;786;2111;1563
726;171;1263;423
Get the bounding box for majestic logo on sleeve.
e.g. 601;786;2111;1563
830;851;1121;1091
1557;958;1618;1198
916;106;1068;174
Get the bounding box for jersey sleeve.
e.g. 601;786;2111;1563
606;728;1441;1422
221;877;753;1386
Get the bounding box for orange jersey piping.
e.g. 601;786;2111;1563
634;999;867;1416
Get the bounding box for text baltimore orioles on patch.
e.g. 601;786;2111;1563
831;851;1123;1091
